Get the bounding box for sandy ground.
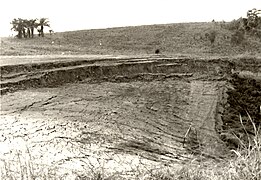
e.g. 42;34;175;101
0;77;226;178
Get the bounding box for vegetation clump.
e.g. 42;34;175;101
205;30;217;45
155;49;160;54
10;18;50;39
231;29;245;45
224;8;261;46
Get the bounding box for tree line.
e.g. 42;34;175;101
10;18;51;39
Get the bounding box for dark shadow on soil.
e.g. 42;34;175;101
221;74;261;149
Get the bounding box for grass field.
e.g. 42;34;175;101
1;22;261;57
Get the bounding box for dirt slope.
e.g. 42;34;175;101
1;55;260;178
0;77;227;178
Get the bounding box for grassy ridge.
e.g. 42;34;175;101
1;22;261;56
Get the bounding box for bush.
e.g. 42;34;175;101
205;30;217;45
231;29;245;45
155;49;160;54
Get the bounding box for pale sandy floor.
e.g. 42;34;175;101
0;79;225;178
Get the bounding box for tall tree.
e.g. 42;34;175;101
28;19;38;38
10;18;24;38
20;19;28;38
38;18;50;37
23;19;31;38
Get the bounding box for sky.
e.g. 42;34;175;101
0;0;260;36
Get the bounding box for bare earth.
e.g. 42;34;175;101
0;76;226;178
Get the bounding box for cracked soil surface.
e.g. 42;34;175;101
0;77;227;178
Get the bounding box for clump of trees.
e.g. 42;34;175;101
225;8;261;45
224;8;261;32
11;18;50;39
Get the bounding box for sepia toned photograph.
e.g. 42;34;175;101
0;0;260;179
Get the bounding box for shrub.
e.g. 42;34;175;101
155;49;160;54
205;30;217;45
231;29;245;45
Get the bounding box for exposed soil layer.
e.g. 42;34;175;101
0;55;260;178
0;79;226;178
1;56;235;95
221;74;261;148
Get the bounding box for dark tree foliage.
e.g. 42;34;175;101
10;18;50;38
10;18;24;38
38;18;50;37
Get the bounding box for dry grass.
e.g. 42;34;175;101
1;142;260;180
1;115;260;180
145;120;261;180
1;22;261;57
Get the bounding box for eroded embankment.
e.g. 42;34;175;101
0;56;233;95
219;73;261;148
0;56;260;178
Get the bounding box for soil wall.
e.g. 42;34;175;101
1;58;234;94
220;74;261;148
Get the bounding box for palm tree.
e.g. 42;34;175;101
28;19;38;38
19;19;28;38
10;18;24;38
38;18;50;37
23;19;31;38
